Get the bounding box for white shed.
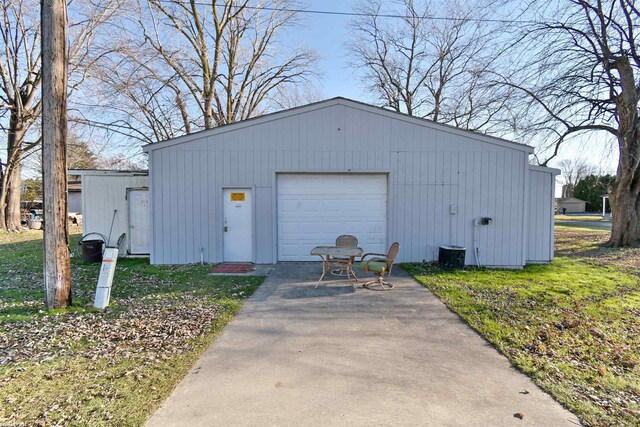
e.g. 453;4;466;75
143;97;558;267
70;170;150;256
527;166;560;264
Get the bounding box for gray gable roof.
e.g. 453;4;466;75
143;97;534;154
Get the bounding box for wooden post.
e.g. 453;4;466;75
41;0;71;308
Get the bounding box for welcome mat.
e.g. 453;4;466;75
211;263;255;274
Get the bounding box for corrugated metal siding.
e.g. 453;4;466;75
149;103;530;266
82;175;148;254
526;169;555;263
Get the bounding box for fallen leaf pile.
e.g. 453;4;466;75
1;294;223;365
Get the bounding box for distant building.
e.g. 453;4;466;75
556;197;587;213
68;179;82;213
69;169;150;256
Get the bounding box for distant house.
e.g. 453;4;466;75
556;197;587;213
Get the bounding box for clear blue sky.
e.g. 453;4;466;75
293;0;364;100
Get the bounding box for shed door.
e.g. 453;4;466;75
223;188;254;262
277;174;387;261
527;171;554;263
128;189;151;254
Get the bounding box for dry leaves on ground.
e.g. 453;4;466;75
555;227;640;272
0;294;222;365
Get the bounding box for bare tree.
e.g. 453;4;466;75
0;0;121;231
0;0;41;230
271;81;324;110
23;133;100;175
77;58;193;145
84;0;317;144
67;136;99;169
505;0;640;246
348;0;513;131
558;158;596;198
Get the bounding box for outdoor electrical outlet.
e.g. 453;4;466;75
450;204;457;214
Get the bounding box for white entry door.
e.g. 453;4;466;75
128;189;151;254
277;174;387;261
223;188;253;262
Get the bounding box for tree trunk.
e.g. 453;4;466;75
0;157;4;230
608;165;640;247
5;157;22;231
0;169;7;231
607;56;640;247
203;92;214;129
0;110;27;231
41;0;71;308
175;92;191;134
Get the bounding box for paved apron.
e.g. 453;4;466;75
147;263;581;427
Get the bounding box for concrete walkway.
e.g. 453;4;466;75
147;263;580;427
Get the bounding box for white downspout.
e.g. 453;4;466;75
472;218;481;268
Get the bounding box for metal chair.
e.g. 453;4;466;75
330;235;359;279
359;242;400;291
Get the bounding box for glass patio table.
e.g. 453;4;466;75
310;246;363;288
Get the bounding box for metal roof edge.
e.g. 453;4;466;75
69;169;148;176
333;98;535;153
142;98;344;153
141;96;534;154
555;196;587;202
529;165;561;175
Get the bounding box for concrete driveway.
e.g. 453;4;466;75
147;263;580;427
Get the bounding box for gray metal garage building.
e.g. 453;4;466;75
143;97;558;267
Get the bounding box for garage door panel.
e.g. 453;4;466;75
278;199;300;212
279;176;385;195
277;174;387;261
281;222;386;237
279;198;386;212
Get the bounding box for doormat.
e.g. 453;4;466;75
211;263;255;274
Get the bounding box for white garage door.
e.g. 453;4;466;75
278;174;387;261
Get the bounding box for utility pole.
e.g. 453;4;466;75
41;0;71;308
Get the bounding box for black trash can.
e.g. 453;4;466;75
438;246;466;269
81;239;104;262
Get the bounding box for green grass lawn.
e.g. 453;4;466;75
0;229;264;426
403;226;640;427
555;222;613;232
555;214;611;222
